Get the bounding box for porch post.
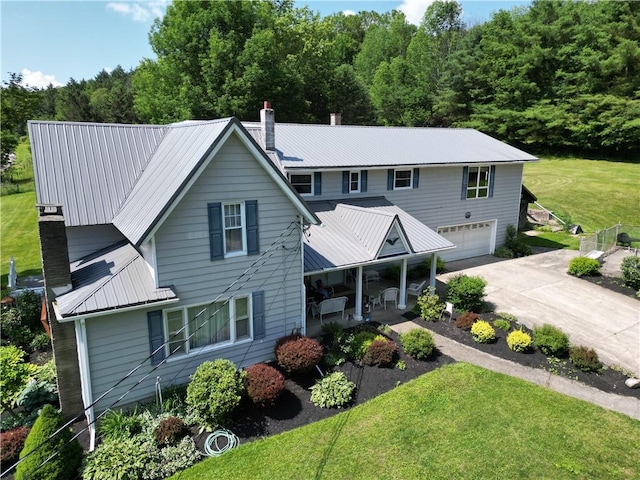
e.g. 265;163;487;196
429;253;437;290
398;258;408;310
354;265;364;321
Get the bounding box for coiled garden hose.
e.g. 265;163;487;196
204;429;239;456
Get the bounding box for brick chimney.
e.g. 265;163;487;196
330;113;341;126
260;101;275;151
38;204;83;420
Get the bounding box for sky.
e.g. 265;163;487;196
1;0;530;89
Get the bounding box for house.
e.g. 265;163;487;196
29;104;537;447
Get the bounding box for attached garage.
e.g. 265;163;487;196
437;221;496;261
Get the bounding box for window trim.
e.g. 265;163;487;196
394;169;413;190
349;170;360;193
465;165;492;200
289;172;314;196
163;294;253;359
223;202;247;257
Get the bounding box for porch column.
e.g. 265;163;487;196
354;265;364;321
429;253;437;290
398;258;408;310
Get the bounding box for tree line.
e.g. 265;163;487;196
2;0;638;164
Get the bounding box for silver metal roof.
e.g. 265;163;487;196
56;242;177;318
113;119;233;245
243;122;538;169
29;121;168;226
303;197;454;273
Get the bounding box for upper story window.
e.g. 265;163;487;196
164;295;252;357
208;200;259;260
394;169;413;189
349;171;360;192
290;174;313;195
466;166;490;199
224;203;245;254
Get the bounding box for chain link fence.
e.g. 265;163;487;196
579;224;640;257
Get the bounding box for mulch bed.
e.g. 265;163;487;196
580;272;639;300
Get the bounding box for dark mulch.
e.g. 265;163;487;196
405;311;640;400
580;272;639;300
192;323;456;449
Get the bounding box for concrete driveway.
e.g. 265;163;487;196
438;249;640;377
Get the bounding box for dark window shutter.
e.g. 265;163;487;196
413;168;420;189
342;171;349;194
314;172;322;195
246;200;259;255
461;167;469;200
489;165;496;197
361;170;368;193
252;290;265;340
387;169;394;190
208;202;223;260
148;310;165;365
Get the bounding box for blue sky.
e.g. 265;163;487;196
1;0;530;88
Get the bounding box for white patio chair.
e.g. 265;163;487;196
406;280;427;299
381;287;399;309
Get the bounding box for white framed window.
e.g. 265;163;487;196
466;166;490;199
290;173;313;195
394;169;413;189
349;171;360;193
223;202;246;255
164;295;252;357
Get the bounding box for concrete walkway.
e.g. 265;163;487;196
391;320;640;420
438;249;640;378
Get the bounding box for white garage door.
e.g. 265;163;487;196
437;221;495;261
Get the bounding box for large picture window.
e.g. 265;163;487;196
164;295;252;357
466;166;490;199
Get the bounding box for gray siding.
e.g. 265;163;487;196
66;225;126;261
312;164;523;250
84;133;305;412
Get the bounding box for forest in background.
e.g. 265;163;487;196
2;0;639;163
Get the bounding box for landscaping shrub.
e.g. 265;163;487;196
454;311;480;330
493;246;514;259
14;291;44;333
16;378;57;413
496;312;518;323
424;256;446;274
506;329;532;353
399;329;435;360
153;416;188;446
620;256;640;290
15;404;82;480
310;372;355;408
29;332;51;352
502;225;533;258
568;256;601;277
533;324;570;356
347;331;385;361
446;274;487;313
275;334;323;374
186;359;245;431
0;345;37;415
471;320;496;343
99;408;144;440
0;426;30;467
362;339;398;367
244;363;285;406
415;287;445;321
493;319;511;331
570;345;602;372
82;435;155;480
0;309;33;349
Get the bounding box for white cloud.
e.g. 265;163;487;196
398;0;436;25
20;69;63;89
106;1;168;23
342;10;356;16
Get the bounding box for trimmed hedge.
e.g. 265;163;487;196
399;329;435;360
533;324;570;356
244;363;285;406
568;257;601;277
446;274;487;313
362;339;398;367
275;335;323;374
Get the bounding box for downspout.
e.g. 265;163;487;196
300;217;307;336
74;318;95;451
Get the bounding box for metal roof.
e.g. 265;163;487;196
113;119;234;245
56;242;178;318
303;197;454;273
29;121;168;226
242;122;538;169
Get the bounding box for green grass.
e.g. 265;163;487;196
524;156;640;233
172;363;640;480
1;142;41;284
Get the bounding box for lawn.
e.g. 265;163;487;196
523;155;640;233
172;363;640;480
